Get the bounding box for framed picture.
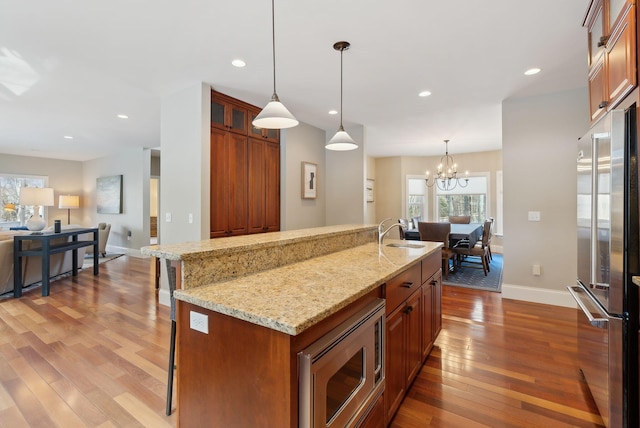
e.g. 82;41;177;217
366;178;375;202
97;175;123;214
301;162;317;199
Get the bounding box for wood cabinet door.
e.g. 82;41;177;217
432;271;443;339
605;5;636;108
210;129;248;238
385;305;406;424
247;138;266;234
263;141;280;232
210;128;231;238
227;133;248;236
589;57;607;123
405;289;423;386
421;281;434;360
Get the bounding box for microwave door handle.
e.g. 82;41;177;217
567;285;609;329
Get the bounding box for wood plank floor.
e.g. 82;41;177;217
0;256;603;427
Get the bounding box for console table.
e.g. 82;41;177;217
13;228;99;297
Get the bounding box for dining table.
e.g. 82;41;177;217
449;223;483;248
403;222;483;248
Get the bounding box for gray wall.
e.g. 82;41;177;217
502;87;588;306
281;122;327;230
82;147;151;254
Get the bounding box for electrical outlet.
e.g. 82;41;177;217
165;212;172;222
190;311;208;334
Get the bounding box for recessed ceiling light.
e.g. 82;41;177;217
418;91;432;97
231;59;246;68
117;114;129;119
63;135;73;140
524;68;541;76
328;110;338;115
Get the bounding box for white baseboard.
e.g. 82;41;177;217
105;245;143;258
158;288;171;307
501;283;577;308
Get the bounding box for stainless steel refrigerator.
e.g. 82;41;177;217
568;99;639;428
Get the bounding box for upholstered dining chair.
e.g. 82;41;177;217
452;219;492;276
448;215;471;224
417;221;456;279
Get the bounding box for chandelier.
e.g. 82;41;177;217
425;139;469;191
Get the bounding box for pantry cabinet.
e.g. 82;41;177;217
210;90;280;238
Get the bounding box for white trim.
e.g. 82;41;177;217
158;288;171;307
106;245;143;258
501;283;578;308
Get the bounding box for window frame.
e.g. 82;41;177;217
432;172;491;223
0;173;50;229
405;175;428;223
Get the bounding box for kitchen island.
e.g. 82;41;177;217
142;225;442;427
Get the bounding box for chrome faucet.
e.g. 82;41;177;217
378;218;405;245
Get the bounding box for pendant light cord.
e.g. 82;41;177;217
340;47;343;126
271;0;277;96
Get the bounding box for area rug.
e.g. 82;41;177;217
443;253;503;292
82;253;124;269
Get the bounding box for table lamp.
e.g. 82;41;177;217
58;195;79;224
19;187;54;231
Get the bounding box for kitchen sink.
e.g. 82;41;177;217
385;243;425;249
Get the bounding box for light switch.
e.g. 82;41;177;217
188;213;193;224
527;211;541;222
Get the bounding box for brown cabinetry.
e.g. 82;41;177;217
584;0;636;123
248;138;280;234
210;90;280;238
384;250;442;425
210;128;248;238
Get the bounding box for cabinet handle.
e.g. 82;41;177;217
431;280;438;285
404;305;413;315
597;35;609;47
598;101;608;109
401;281;414;288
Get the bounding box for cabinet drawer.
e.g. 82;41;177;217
421;251;440;284
385;263;421;313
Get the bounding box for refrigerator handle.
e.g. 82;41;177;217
567;285;609;329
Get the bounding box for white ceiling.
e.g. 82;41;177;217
0;0;589;162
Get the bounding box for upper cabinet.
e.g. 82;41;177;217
584;0;637;123
211;92;249;135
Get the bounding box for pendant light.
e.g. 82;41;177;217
326;41;357;151
252;0;298;129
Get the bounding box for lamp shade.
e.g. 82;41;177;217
325;127;358;151
58;195;79;209
19;187;54;206
252;97;299;129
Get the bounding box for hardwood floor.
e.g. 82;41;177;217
0;256;603;427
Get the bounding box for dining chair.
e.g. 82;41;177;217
417;221;456;279
448;215;471;224
487;217;495;261
452;220;492;276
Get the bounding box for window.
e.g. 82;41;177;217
435;174;489;223
406;176;427;220
0;174;48;229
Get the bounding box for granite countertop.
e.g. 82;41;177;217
174;240;441;336
141;224;376;261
